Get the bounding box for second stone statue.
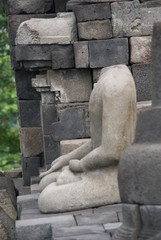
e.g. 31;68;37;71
38;64;137;213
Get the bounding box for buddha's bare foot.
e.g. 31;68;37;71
69;159;83;173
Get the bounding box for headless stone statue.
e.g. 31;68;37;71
38;65;136;213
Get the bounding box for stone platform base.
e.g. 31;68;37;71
16;190;123;240
113;204;161;240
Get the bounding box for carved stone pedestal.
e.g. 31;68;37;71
113;204;161;240
114;22;161;240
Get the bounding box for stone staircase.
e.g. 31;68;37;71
15;101;152;239
15;172;123;240
16;191;123;239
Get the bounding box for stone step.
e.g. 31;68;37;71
16;189;122;240
75;212;118;226
17;193;39;219
16;215;76;240
30;183;40;194
104;222;122;237
53;233;112;240
31;176;40;185
137;100;151;113
30;176;40;194
52;225;105;238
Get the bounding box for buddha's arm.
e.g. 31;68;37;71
69;145;118;172
69;82;136;173
53;139;92;166
40;140;92;178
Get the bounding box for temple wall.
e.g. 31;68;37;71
2;0;161;185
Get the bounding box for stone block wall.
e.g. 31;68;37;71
2;0;161;185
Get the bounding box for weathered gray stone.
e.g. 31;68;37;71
0;192;16;220
0;221;8;240
48;69;92;103
54;0;69;12
15;45;55;61
43;135;60;165
19;187;31;196
32;74;50;89
74;41;89;68
78;20;112;40
52;225;105;238
113;204;141;240
94;204;123;214
72;208;93;216
89;39;129;68
12;178;24;196
151;22;161;107
16;13;77;45
104;222;122;235
138;206;161;239
23;61;52;70
130;36;152;64
149;233;161;240
52;45;74;69
5;168;22;179
92;69;101;83
15;71;40;100
31;176;40;185
20;207;76;220
16;215;76;240
76;212;118;226
0;176;17;220
53;234;111;240
8;14;56;45
132;64;152;101
52;104;90;141
136;101;152;114
67;0;90;11
73;3;111;22
112;0;161;37
20;208;63;220
10;45;21;70
117;211;123;222
41;104;58;135
17;193;39;214
30;183;40;194
20;128;43;157
20;208;41;220
18;100;41;128
0;207;16;240
2;0;54;15
118;108;161;205
40;92;55;104
67;0;128;10
141;0;161;8
60;139;91;155
15;45;75;69
22;157;40;186
16;221;51;240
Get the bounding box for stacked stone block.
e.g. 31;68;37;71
2;0;57;185
113;22;161;239
2;0;161;185
0;173;17;239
